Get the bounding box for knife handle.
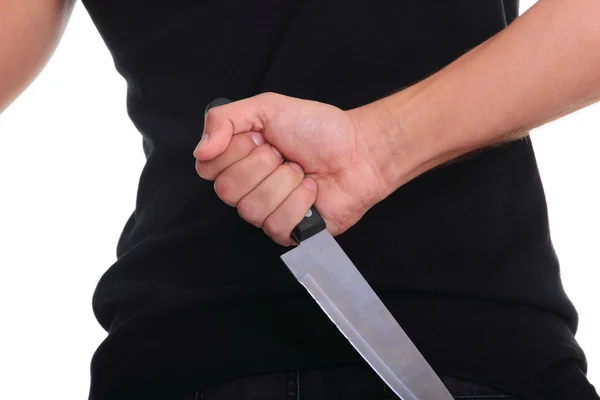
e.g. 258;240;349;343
205;97;327;243
291;206;327;243
205;97;232;115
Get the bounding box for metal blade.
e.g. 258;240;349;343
281;230;454;400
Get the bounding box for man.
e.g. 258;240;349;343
1;0;599;399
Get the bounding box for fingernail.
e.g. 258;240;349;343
302;178;317;190
271;145;282;158
288;162;303;173
252;132;265;146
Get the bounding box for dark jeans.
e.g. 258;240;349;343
174;364;519;400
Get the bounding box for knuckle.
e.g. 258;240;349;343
213;176;236;206
235;134;256;154
204;109;224;132
262;218;282;239
259;91;277;100
284;163;303;181
237;198;261;227
256;145;282;167
205;108;218;121
263;219;291;246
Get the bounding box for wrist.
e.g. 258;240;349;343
348;85;451;198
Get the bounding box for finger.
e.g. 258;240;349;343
214;143;284;206
195;131;266;180
263;178;318;247
237;162;305;228
193;92;280;161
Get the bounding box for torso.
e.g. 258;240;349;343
81;1;588;399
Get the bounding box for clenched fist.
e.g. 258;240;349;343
193;92;393;247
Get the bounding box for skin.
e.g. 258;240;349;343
0;0;75;113
0;1;597;248
194;95;388;246
194;0;600;247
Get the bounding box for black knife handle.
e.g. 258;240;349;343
205;97;327;243
205;97;232;115
291;206;327;243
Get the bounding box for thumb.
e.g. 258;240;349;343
193;95;272;161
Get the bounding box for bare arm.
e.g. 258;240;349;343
356;0;600;190
0;0;75;114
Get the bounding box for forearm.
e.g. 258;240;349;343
361;0;600;191
0;0;75;114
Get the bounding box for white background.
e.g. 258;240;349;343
0;1;597;399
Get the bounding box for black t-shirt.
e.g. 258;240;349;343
80;1;595;399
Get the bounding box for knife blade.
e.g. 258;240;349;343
282;206;454;400
205;97;454;400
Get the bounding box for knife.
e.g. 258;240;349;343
206;98;454;400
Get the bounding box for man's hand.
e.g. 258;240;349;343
193;92;392;247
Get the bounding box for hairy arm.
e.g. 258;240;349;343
357;0;600;191
0;0;75;114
